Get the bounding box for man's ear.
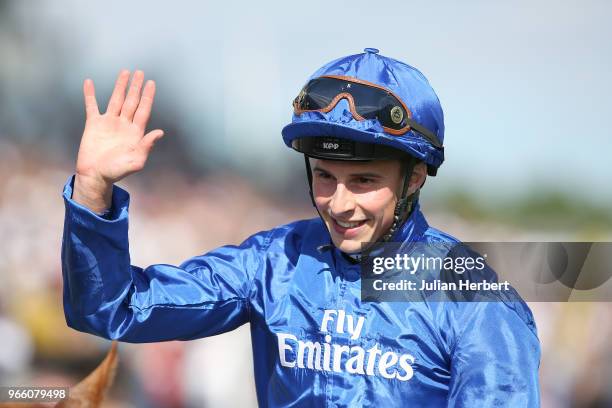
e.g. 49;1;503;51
407;162;427;195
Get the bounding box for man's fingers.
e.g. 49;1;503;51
83;79;99;119
120;70;145;121
133;80;156;130
139;129;165;155
105;70;130;116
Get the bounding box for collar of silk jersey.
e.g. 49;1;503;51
330;200;430;272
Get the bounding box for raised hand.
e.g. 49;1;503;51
73;70;164;213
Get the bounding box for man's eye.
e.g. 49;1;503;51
357;177;374;184
315;171;332;179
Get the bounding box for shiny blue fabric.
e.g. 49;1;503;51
282;50;445;172
61;177;540;407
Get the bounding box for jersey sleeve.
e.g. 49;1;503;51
447;299;541;407
61;176;270;343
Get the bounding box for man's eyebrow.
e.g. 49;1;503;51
312;166;383;179
350;172;383;178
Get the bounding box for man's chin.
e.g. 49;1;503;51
337;245;361;254
325;224;378;253
332;237;372;254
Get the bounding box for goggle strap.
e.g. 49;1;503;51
405;118;443;149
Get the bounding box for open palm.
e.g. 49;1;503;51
76;70;164;185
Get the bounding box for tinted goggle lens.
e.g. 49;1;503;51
294;77;408;130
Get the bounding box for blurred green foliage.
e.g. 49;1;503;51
436;189;612;235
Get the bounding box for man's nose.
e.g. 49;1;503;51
329;182;356;216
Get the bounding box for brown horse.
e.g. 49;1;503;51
1;342;118;408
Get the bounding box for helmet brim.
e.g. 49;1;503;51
282;120;441;176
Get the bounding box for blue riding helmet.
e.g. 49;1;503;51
282;48;445;176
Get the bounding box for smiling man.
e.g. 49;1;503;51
62;49;541;407
311;158;425;253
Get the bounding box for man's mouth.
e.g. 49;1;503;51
330;217;367;237
335;219;365;228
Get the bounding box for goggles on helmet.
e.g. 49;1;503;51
293;75;443;149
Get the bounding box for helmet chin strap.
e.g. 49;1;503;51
304;155;317;208
380;158;419;243
304;155;419;260
304;156;338;255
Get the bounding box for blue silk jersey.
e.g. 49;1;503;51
61;177;541;407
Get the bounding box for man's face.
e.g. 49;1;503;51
312;158;403;254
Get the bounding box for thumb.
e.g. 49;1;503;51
139;129;165;155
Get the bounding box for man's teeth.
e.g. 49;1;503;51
336;220;362;228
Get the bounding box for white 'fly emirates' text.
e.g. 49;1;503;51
276;309;415;381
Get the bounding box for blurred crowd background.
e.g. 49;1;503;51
1;0;611;407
